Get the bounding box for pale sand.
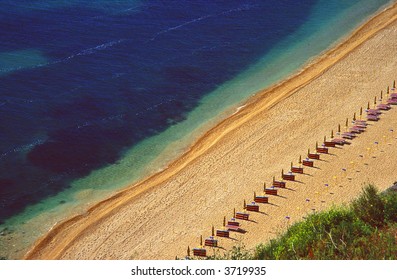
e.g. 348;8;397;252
25;2;397;259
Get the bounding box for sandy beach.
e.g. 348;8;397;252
24;2;397;260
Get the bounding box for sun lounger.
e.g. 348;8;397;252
282;173;295;181
366;109;381;115
303;159;314;167
226;224;241;231
216;229;229;238
265;188;278;196
204;237;218;247
342;132;355;139
332;138;347;145
308;153;320;160
316;147;328;154
273;180;286;188
367;114;379;121
227;219;240;227
377;104;391;110
193;248;207;257
235;212;249;220
246;203;259;212
254;195;269;203
291;166;304;174
387;98;397;105
323;141;336;147
352;125;365;132
349;127;362;134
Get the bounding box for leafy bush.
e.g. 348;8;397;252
382;190;397;223
351;185;385;227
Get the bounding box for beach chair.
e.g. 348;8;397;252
308;151;320;160
349;126;362;134
272;177;286;188
227;219;240;227
291;166;304;174
323;136;336;147
254;195;269;204
282;172;295;181
352;125;365;132
387;98;397;105
204;237;218;247
290;161;303;174
216;229;229;238
366;109;381;116
226;219;241;232
353;120;367;127
302;159;314;167
246;202;259;212
316;146;328;154
341;132;355;139
265;188;278;196
193;248;207;257
332;138;347;145
323;141;336;147
377;104;391;110
235;212;249;220
367;114;379;121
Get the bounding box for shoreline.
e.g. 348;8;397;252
24;1;397;259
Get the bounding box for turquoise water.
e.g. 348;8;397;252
0;0;392;259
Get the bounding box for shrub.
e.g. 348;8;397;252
382;191;397;223
351;184;385;227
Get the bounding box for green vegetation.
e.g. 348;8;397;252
211;184;397;260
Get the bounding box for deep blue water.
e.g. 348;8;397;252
1;0;382;224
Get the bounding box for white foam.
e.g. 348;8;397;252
1;39;125;76
149;4;256;42
0;139;46;159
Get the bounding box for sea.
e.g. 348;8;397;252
0;0;392;259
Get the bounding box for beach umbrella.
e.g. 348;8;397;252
263;182;266;192
187;246;190;257
212;226;214;236
331;130;334;139
200;235;203;247
299;155;302;164
233;208;236;219
374;96;377;106
367;102;370;110
345;118;349;128
393;80;395;89
353;113;356;121
316;141;318;149
380;90;383;100
290;162;293;169
360;107;363;119
281;169;284;177
223;216;226;227
387;86;389;94
338;124;341;133
243;200;246;210
254;191;256;200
